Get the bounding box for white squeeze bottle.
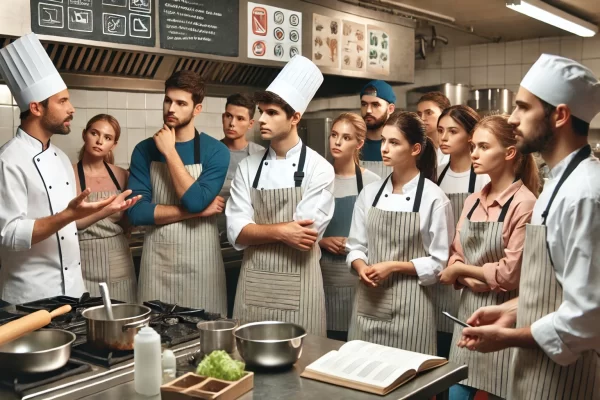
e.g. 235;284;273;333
134;326;162;396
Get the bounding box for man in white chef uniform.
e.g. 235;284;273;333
226;56;335;336
458;54;600;399
0;33;138;304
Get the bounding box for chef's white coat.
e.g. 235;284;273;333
346;173;455;286
225;139;335;251
0;129;85;304
529;148;600;366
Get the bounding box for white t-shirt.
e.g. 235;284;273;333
437;162;490;194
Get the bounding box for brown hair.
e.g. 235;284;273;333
19;98;49;121
438;105;480;135
226;93;256;119
473;114;540;197
385;111;437;181
78;114;121;164
254;91;296;119
165;70;205;105
331;113;367;165
417;91;451;111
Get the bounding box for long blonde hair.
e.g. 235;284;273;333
331;112;367;165
78;114;121;164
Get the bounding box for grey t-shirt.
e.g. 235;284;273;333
333;168;380;198
225;141;265;180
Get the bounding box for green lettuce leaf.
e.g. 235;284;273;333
196;350;245;381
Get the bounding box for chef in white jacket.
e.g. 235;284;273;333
226;56;335;336
0;33;138;304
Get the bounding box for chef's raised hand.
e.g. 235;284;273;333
106;190;142;214
66;188;117;219
279;219;318;251
153;124;177;156
319;236;346;255
198;196;225;217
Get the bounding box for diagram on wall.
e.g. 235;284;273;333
248;2;302;62
311;13;341;69
367;25;390;76
340;19;366;72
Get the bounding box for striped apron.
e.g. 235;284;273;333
233;143;327;336
320;164;363;333
138;132;227;315
449;194;517;398
348;174;437;355
432;163;476;334
77;161;137;303
509;145;599;400
360;160;392;180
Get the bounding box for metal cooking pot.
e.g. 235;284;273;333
0;329;75;373
82;304;151;351
197;319;238;354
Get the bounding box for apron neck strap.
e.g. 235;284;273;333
104;161;122;191
372;174;391;207
466;194;515;223
193;130;200;165
355;163;363;193
436;162;450;185
77;160;121;191
541;145;591;225
252;142;307;189
437;160;476;194
371;172;425;213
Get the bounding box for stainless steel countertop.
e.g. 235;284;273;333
83;335;467;400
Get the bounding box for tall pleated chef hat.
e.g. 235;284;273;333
521;53;600;123
0;33;67;112
265;55;324;115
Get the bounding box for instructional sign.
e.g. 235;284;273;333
247;2;302;62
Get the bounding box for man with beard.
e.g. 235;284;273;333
416;91;451;166
359;80;396;177
127;70;229;314
0;34;139;304
458;54;600;399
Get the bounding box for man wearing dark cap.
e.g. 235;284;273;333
359;80;396;177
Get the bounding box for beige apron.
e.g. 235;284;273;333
233;144;326;336
432;163;476;333
77;161;137;303
348;174;437;354
449;194;517;398
138;132;227;315
360;160;392;181
509;146;599;400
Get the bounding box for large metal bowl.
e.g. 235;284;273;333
0;329;76;373
233;321;307;368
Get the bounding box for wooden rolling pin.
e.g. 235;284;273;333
0;304;72;347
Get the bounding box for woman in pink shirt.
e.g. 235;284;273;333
438;115;540;400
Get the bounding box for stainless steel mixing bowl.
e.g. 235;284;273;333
233;321;307;368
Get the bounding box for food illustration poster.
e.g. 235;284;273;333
247;2;302;62
341;20;366;72
367;26;390;76
312;13;341;69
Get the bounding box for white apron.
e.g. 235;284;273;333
348;174;437;355
320;164;362;333
360;160;392;181
509;145;600;400
449;194;517;398
137;132;227;315
77;161;137;303
233;143;327;336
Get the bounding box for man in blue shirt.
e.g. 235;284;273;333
127;70;229;314
359;80;396;177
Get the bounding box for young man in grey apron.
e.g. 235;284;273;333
128;70;229;315
226;56;335;336
359;80;396;178
458;54;600;399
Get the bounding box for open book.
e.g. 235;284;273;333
301;340;447;395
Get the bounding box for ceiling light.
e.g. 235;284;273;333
506;0;597;37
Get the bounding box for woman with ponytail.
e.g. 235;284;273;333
73;114;140;302
319;113;380;341
438;114;539;400
346;110;454;353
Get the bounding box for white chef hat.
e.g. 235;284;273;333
521;53;600;123
0;33;67;112
265;55;324;115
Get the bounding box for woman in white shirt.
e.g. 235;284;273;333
346;111;454;354
433;105;490;358
319;113;380;341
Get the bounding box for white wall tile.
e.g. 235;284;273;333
127;128;146;160
113;134;129;167
146;93;164;110
126;110;146;128
12;107;20;129
0;105;13;128
422;68;441;85
505;64;523;85
0;85;12;106
521;63;534;77
86;90;108;109
522;39;540;63
505;41;522;65
455;46;470;68
70;110;87;130
487;43;505;66
145;110;163;128
441;68;455;83
0;128;13;146
539;37;560;55
455;67;470;84
69;89;87;109
86;109;108;123
488;65;505;86
470;44;488;66
203;97;223;114
560;37;583;61
126;92;146;110
107;91;128;109
106;109;127;131
145;128;158;138
425;50;442;69
583;59;600;78
583;36;600;60
441;48;455;68
470;66;487;86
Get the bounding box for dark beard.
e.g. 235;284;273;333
363;113;388;130
42;115;71;135
516;116;554;155
165;113;194;130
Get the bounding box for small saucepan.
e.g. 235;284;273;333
82;304;151;351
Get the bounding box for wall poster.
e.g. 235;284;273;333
311;13;341;69
341;20;366;72
367;26;390;76
247;2;302;62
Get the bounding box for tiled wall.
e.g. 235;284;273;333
0;87;238;168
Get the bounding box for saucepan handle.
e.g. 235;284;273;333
122;317;150;332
